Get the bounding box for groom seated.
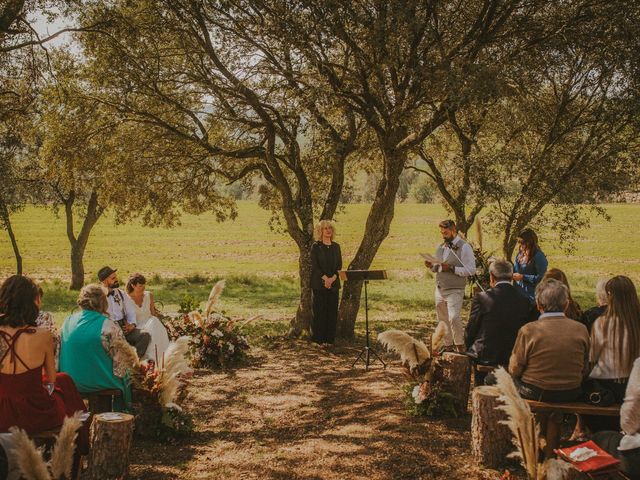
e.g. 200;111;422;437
508;278;590;402
98;266;150;358
464;259;532;385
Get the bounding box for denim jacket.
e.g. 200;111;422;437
514;249;548;302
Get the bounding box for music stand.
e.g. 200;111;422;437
339;269;388;370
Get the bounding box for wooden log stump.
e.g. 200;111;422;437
87;412;134;480
439;352;471;413
471;386;514;468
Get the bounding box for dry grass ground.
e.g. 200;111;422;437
129;339;519;480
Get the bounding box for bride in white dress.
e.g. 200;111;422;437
126;274;170;363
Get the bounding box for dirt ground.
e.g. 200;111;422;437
129;339;518;480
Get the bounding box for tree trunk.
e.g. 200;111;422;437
65;190;102;290
1;203;22;275
337;148;406;338
471;386;514;468
86;412;135;480
288;243;314;337
70;242;86;290
439;352;471;414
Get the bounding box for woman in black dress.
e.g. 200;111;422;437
310;220;342;344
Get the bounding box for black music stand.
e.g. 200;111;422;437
339;269;388;371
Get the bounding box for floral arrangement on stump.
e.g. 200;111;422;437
164;280;250;369
378;329;459;418
114;334;194;439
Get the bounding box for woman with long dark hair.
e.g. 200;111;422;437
543;268;583;321
589;275;640;402
0;275;88;445
512;228;548;302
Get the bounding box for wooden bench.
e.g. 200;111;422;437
82;389;122;414
525;400;621;459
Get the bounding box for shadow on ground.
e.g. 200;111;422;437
129;338;521;480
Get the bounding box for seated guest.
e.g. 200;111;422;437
98;266;150;358
508;278;590;402
543;268;583;321
126;273;170;361
581;278;609;332
589;275;640;403
59;284;132;410
0;276;88;440
28;286;61;368
465;259;532;385
592;356;640;479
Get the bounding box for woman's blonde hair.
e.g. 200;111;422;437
77;284;108;314
313;220;336;242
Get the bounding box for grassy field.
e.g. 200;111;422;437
1;202;639;330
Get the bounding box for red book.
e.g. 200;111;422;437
554;440;620;473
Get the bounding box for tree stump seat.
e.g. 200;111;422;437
525;400;621;459
87;412;135;479
471;386;514;468
82;389;122;414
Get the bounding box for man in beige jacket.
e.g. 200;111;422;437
508;278;590;402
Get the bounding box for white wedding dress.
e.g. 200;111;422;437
133;292;170;363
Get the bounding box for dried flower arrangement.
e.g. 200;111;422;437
378;329;458;418
131;337;194;439
11;412;84;480
493;367;574;480
164;280;251;369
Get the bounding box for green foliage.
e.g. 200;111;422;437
178;295;200;315
160;406;194;440
403;383;458;418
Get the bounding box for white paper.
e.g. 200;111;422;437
99;412;124;421
420;252;440;264
569;447;597;462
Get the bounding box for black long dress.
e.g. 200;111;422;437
310;241;342;343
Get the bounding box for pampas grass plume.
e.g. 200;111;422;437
377;329;430;368
493;367;541;479
431;322;446;354
159;336;192;405
50;411;83;480
476;217;484;252
9;427;49;480
204;280;226;318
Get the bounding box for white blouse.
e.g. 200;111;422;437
590;315;631;379
619;357;640;451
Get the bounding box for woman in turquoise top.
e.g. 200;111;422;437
512;228;548;303
59;284;131;410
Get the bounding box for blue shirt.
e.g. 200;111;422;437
514;249;548;302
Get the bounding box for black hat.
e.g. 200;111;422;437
97;266;117;282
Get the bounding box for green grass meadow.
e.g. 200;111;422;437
1;202;639;336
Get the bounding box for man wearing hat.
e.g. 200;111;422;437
98;266;151;358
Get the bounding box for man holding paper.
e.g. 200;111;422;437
423;219;476;353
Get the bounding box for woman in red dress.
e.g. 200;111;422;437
0;275;88;452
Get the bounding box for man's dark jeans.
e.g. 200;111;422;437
515;379;582;403
484;374;582;402
118;321;151;358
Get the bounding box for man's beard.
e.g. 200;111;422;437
111;281;120;289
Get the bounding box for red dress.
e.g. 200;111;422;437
0;328;89;452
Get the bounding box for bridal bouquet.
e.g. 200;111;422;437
165;280;251;369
